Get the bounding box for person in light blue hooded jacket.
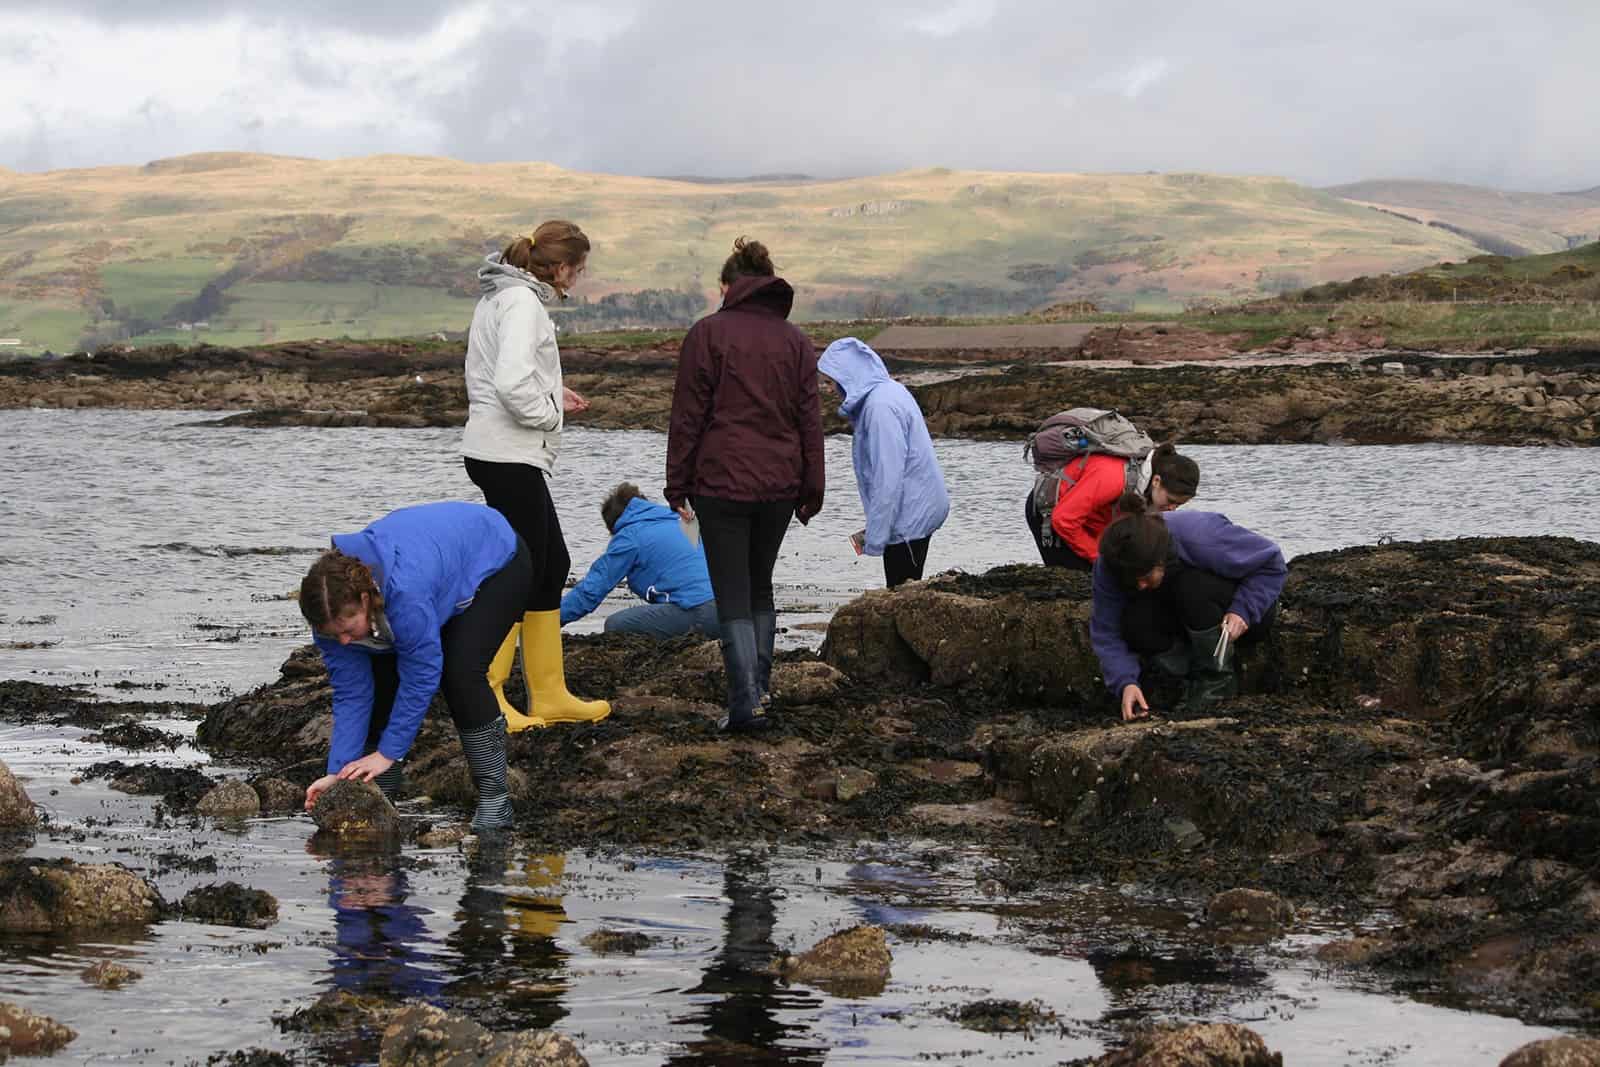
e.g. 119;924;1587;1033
562;482;719;639
818;337;951;587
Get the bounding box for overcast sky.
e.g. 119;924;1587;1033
1;0;1595;190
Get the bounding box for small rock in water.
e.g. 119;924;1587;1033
1205;888;1294;928
196;779;262;818
0;760;39;829
0;1000;77;1057
415;823;470;849
180;882;279;928
951;998;1059;1034
776;924;892;995
581;928;656;955
379;1001;588;1066
82;960;142;988
252;777;305;812
1094;1022;1283;1066
1499;1037;1600;1067
312;779;400;838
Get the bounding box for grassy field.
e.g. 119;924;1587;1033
0;154;1502;354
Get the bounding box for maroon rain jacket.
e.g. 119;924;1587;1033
665;274;826;517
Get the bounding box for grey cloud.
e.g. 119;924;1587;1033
1;0;452;36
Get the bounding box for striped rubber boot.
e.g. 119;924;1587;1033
458;718;513;831
373;764;405;801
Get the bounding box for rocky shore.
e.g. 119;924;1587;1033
3;337;1597;445
7;535;1598;1050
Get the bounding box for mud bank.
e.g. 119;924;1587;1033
3;339;1597;446
111;536;1589;1026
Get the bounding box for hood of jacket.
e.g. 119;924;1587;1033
720;274;794;319
478;253;560;305
818;336;891;421
612;496;679;533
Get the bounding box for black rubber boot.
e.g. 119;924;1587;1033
458;718;513;831
1182;625;1238;712
753;610;777;708
718;618;768;733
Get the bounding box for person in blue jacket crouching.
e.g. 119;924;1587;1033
818;337;951;588
561;482;720;639
298;501;527;831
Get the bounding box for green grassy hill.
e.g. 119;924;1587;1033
0;153;1509;353
1325;180;1600;257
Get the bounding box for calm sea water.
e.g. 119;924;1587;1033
0;409;1595;699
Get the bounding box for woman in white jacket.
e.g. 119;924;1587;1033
463;220;610;732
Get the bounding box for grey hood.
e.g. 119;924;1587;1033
477;253;560;305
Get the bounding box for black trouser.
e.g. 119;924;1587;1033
1024;493;1091;571
693;496;794;623
1120;562;1272;654
464;458;569;611
883;537;932;589
364;539;532;747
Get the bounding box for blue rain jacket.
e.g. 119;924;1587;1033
313;502;518;772
561;498;714;624
818;337;950;555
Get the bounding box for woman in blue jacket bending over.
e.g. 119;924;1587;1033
298;502;528;831
562;482;719;638
818;337;951;587
1091;493;1286;722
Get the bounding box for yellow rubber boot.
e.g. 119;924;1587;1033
489;624;547;734
521;610;611;724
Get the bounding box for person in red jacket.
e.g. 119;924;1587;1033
666;237;825;733
1025;442;1200;569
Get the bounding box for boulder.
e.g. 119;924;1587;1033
1500;1038;1600;1067
0;1001;76;1057
379;1002;588;1066
0;761;37;829
0;859;163;932
1205;889;1294;928
253;777;305;812
776;924;892;995
312;780;400;838
180;882;279;928
82;960;142;988
196;779;262;817
1094;1023;1283;1066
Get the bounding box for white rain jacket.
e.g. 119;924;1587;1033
462;254;565;472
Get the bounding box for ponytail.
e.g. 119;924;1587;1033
1148;442;1199;499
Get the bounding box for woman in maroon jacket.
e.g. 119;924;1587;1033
666;237;825;733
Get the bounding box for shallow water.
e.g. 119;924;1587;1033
1;721;1569;1065
0;410;1596;700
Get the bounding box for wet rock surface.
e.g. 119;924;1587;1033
0;760;37;829
776;924;892;995
4;339;1596;446
195;779;262;817
179;882;279;928
952;998;1061;1034
1087;1022;1283;1066
0;859;164;932
311;780;400;839
1204;889;1294;929
378;1002;589;1067
0;1000;77;1057
251;777;304;812
81;960;142;989
1500;1038;1600;1067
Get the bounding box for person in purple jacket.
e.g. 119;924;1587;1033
1090;493;1286;721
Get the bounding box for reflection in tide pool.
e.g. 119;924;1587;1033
0;410;1594;700
0;720;1574;1064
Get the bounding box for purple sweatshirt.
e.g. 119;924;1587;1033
1089;510;1287;696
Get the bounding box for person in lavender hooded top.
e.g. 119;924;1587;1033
1090;494;1286;721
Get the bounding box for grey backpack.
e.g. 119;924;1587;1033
1024;408;1154;541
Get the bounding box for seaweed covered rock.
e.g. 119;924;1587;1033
196;646;334;759
1500;1038;1600;1067
0;760;37;829
1093;1022;1282;1066
776;924;892;996
0;859;163;932
378;1002;588;1066
311;780;400;839
82;960;142;989
0;1001;76;1057
180;882;279;928
253;777;305;812
196;779;262;818
1205;889;1294;928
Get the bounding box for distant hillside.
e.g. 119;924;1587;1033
1326;179;1600;257
1289;240;1600;303
0;154;1493;353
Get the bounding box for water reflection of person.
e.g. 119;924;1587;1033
325;854;445;1003
667;859;826;1066
441;847;571;1032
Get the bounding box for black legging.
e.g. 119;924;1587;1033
693;496;794;623
1024;493;1091;571
883;537;931;589
364;539;532;745
464;458;569;611
1120;561;1272;654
